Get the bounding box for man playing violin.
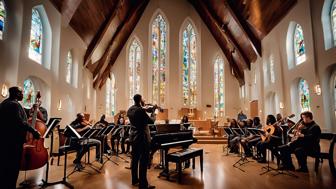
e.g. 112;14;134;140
70;113;102;168
0;86;41;189
278;111;321;172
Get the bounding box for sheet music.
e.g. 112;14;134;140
66;125;82;139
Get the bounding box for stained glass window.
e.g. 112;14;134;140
182;23;197;107
214;56;224;117
333;75;336;119
129;39;141;106
0;1;5;40
294;24;306;65
270;55;275;83
299;79;310;112
66;51;72;84
332;0;336;46
151;14;167;106
29;9;43;64
23;79;35;109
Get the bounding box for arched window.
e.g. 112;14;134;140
23;79;35;109
270;55;275;83
0;0;5;40
66;51;72;84
111;74;116;116
294;24;306;65
214;55;224;117
151;14;167;106
299;79;310;112
182;23;197;107
332;0;336;45
128;39;141;106
29;9;43;64
333;75;336;119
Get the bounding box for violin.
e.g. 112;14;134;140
20;91;49;170
142;103;163;113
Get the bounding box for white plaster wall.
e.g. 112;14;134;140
0;0;96;127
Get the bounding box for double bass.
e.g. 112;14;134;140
20;91;49;170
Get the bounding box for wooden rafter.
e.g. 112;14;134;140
95;0;149;89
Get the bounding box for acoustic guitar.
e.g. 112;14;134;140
260;114;295;142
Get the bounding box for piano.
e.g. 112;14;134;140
148;124;197;178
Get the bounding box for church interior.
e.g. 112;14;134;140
0;0;336;188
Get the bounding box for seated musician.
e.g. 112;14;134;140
94;114;111;154
26;97;48;123
227;118;238;153
278;111;321;172
229;119;253;153
70;113;102;168
256;115;282;163
110;114;125;153
240;117;262;157
120;121;131;154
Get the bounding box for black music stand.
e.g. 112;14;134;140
232;128;253;172
223;128;233;155
64;126;100;178
111;126;129;163
100;125;119;169
40;118;74;189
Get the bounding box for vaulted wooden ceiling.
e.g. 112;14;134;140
50;0;297;89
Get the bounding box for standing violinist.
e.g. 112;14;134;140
278;111;321;172
0;86;41;189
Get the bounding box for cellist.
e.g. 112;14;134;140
0;86;41;189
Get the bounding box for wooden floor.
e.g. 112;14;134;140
17;144;336;189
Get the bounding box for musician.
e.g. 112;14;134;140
0;86;41;189
256;115;283;163
227;118;238;153
237;110;247;122
94;114;109;128
110;114;125;153
127;94;155;189
94;114;111;154
229;119;252;153
241;117;262;157
278;111;321;172
70;113;102;168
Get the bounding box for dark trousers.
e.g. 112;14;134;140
0;143;23;189
131;140;150;188
241;137;260;156
121;138;131;153
257;139;281;160
278;141;312;169
74;139;101;164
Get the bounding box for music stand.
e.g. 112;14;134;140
232;128;253;172
100;125;119;168
40;119;74;189
223;128;233;155
64;125;100;178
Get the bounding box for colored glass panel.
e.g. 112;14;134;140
294;24;306;65
299;79;310;112
29;9;43;64
332;0;336;45
66;51;72;84
0;1;5;40
23;79;35;109
129;40;141;106
214;56;224;117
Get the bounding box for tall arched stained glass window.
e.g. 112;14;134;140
0;1;5;40
182;23;197;107
129;39;141;106
23;79;35;109
66;51;72;84
214;56;224;117
332;0;336;46
151;14;167;106
29;9;43;64
294;24;306;65
299;79;310;112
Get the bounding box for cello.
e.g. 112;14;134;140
20;91;49;170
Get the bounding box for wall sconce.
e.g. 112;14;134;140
279;102;284;109
1;84;8;98
57;99;62;111
314;84;322;96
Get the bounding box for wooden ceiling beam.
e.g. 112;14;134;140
50;0;83;25
95;0;149;89
226;0;262;56
83;0;127;67
200;0;251;70
189;0;245;84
